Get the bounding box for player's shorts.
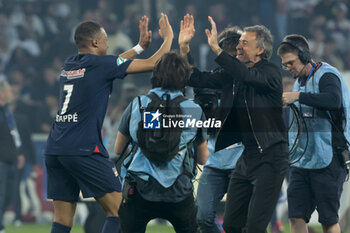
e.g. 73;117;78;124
287;154;347;224
45;154;122;201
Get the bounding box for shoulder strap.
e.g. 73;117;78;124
137;96;143;115
145;92;187;106
147;92;161;101
139;92;165;109
138;93;161;114
171;94;195;157
169;95;187;105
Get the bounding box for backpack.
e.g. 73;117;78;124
136;92;187;163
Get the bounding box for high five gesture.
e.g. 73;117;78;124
178;14;195;56
205;16;222;56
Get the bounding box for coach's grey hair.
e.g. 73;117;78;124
244;25;273;60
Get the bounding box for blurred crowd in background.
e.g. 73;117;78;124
2;0;350;135
1;0;350;225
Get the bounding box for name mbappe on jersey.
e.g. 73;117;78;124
56;112;78;122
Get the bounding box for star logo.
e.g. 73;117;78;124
150;109;161;122
143;110;162;129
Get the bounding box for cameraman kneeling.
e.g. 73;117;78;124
114;52;209;233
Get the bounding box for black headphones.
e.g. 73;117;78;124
280;39;311;65
218;34;241;47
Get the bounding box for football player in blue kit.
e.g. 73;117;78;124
44;14;173;233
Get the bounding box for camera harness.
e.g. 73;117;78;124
288;62;350;172
288;63;317;165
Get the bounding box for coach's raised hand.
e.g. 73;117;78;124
205;16;222;56
178;13;195;56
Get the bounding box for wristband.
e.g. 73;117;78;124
215;47;223;55
133;44;144;55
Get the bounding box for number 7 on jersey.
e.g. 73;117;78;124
61;84;74;115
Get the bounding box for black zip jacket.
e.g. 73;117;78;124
188;51;287;153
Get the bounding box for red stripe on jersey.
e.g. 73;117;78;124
94;145;100;153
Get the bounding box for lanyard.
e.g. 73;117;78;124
298;62;318;90
306;63;316;81
298;62;318;117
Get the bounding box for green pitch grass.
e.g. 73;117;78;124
4;223;325;233
4;224;176;233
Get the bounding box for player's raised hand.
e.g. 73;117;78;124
205;16;220;51
178;13;195;46
158;13;173;40
138;15;152;49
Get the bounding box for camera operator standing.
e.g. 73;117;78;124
180;15;288;233
114;52;209;233
278;34;350;233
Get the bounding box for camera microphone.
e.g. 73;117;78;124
294;64;307;79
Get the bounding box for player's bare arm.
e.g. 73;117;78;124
114;132;130;155
119;15;152;59
126;13;173;74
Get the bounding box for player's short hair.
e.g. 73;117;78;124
74;21;102;49
151;52;191;91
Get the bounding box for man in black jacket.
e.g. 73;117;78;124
179;15;288;233
0;80;25;233
180;15;244;233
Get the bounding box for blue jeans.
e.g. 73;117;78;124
0;161;16;230
196;167;234;233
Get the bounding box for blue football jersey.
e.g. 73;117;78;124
45;54;132;157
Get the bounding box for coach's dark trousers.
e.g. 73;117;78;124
223;143;288;233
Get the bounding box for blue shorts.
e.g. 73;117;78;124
287;154;347;224
45;154;122;201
